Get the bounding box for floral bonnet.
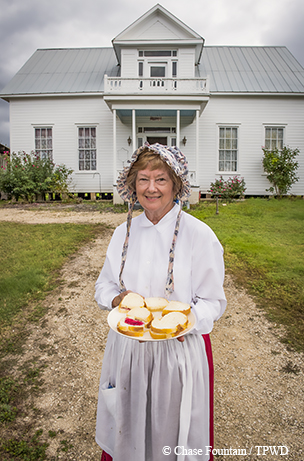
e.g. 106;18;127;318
116;142;191;203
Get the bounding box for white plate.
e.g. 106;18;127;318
107;307;196;342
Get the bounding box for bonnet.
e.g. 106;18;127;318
116;142;191;297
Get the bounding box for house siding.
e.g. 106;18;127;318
179;48;196;78
9;97;116;193
9;95;304;196
121;49;137;78
197;96;304;195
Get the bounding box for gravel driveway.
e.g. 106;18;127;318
0;206;303;460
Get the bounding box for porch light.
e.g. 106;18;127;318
127;136;132;146
182;136;187;145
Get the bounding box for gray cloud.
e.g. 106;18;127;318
1;0;303;147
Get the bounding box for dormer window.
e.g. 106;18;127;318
150;65;166;78
137;50;178;78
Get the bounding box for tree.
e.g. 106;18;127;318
262;146;299;197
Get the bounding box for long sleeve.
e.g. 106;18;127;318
189;227;226;334
94;224;126;310
95;255;120;310
167;210;226;335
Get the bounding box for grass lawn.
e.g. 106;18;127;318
0;220;108;459
0;221;106;331
190;197;304;351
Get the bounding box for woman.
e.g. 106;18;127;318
95;143;226;461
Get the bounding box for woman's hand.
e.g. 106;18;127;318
177;335;185;342
111;290;131;309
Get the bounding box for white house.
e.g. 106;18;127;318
1;4;304;202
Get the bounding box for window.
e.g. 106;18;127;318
219;127;238;172
78;127;96;170
138;62;143;77
138;50;178;79
172;62;177;77
150;66;166;78
35;127;52;159
139;50;172;57
143;127;171;133
265;127;284;150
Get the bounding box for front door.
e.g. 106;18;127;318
147;136;167;145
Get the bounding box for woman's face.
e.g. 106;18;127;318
135;164;175;224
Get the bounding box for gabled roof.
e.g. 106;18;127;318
1;46;304;98
112;4;204;65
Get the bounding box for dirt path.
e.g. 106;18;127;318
0;207;303;460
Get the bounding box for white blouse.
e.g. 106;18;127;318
94;204;226;461
95;203;226;334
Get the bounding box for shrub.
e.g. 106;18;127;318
209;175;246;201
0;151;73;201
262;146;299;197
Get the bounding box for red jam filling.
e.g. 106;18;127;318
125;318;144;326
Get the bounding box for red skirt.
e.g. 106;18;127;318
101;334;214;461
101;451;113;461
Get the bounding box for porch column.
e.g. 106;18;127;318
113;109;117;182
196;110;199;173
176;109;180;148
113;109;123;204
187;109;201;205
132;109;136;152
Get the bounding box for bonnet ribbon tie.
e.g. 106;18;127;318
119;199;135;293
165;206;182;297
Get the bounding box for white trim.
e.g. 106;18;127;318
196;110;199;177
76;125;98;172
113;109;117;183
31;123;54;127
132;109;136;152
176;109;180;148
3;92;304;100
75;122;100;126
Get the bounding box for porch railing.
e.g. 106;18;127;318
104;75;209;95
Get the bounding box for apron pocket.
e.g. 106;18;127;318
100;382;117;419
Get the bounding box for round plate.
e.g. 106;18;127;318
107;307;196;342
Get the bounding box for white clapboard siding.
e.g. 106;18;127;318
121;49;137;78
10;97;115;193
179;49;195;78
197;96;304;195
8;94;304;196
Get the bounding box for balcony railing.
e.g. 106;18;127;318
104;75;209;95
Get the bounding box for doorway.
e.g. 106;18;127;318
147;136;167;145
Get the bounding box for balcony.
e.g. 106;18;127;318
104;75;209;95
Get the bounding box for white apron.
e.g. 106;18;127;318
96;330;212;461
95;205;226;460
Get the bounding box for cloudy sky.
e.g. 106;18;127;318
1;0;304;147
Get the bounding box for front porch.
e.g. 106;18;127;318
103;80;209;204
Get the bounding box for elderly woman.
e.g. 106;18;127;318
95;143;226;461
